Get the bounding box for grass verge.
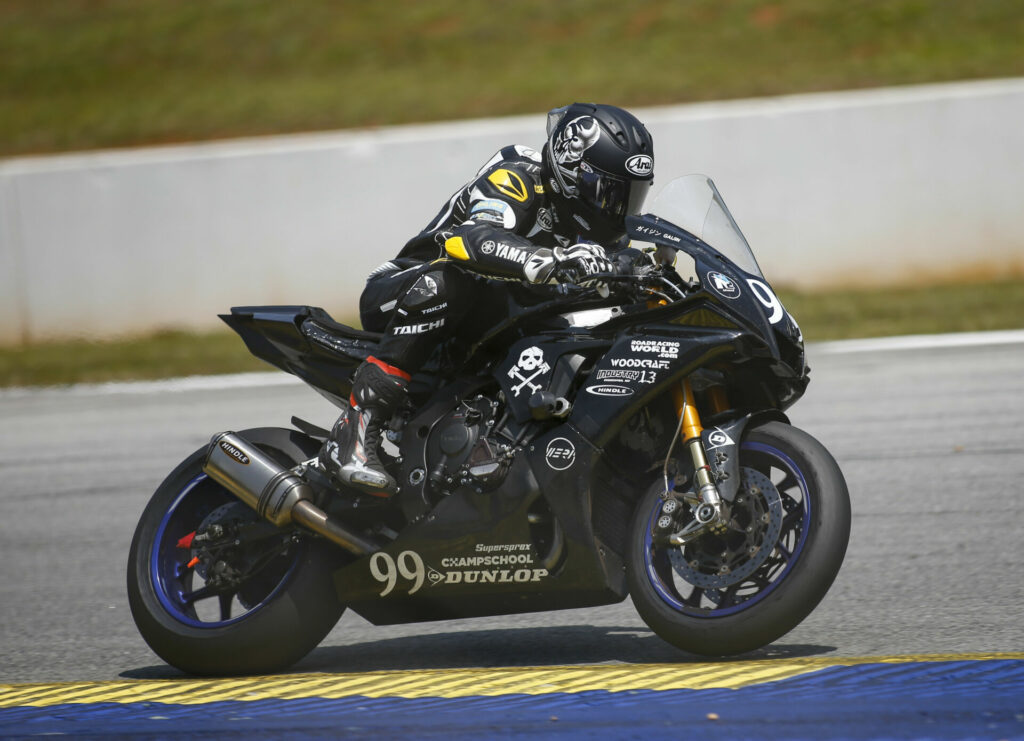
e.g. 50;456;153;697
2;279;1022;388
3;0;1024;157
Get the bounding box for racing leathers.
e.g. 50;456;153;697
317;144;614;496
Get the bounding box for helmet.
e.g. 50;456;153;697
542;103;654;245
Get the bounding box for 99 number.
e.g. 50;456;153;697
369;550;425;597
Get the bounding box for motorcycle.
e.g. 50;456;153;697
127;174;851;675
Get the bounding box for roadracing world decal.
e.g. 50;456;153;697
630;339;679;358
369;546;548;596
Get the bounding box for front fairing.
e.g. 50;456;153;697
626;175;805;378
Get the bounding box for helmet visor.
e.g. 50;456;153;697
577;167;651;223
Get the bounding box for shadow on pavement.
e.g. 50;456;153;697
120;624;836;678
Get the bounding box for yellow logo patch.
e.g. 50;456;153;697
487;169;530;203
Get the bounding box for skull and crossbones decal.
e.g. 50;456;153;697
507;346;551;396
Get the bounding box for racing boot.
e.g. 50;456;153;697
318;356;410;497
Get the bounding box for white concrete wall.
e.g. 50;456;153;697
2;77;1023;344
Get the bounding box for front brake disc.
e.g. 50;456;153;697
668;467;783;589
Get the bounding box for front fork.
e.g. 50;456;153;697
665;379;727;546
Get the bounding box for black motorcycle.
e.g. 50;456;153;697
128;175;851;675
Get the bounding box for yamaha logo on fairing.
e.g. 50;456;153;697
545;437;576;471
585;384;635;397
219;440;250;465
625;155;653;176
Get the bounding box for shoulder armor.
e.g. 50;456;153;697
485;167;532;204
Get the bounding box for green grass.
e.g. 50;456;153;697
778;279;1024;340
3;280;1022;388
2;0;1024;157
0;329;269;388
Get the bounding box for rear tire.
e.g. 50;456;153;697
626;421;850;656
127;427;348;675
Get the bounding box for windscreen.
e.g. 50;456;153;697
646;175;764;277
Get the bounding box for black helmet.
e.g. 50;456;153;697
542;103;654;245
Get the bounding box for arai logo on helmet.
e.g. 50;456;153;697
625;155;653;176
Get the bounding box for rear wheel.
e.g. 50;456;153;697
626;421;850;655
127;427;348;675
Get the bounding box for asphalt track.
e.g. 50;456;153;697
2;332;1023;738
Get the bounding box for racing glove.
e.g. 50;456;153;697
524;243;613;287
554;243;614;286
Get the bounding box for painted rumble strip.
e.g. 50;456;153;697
1;653;1021;708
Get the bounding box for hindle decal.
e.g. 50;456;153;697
218;440;250;465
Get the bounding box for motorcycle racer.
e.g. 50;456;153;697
318;103;655;495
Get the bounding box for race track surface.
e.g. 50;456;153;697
1;333;1023;737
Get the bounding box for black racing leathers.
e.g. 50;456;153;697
359;145;578;371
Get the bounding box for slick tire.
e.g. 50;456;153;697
626;421;851;656
127;427;348;676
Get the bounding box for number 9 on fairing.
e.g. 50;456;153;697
747;279;785;324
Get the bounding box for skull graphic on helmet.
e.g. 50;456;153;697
553;116;601;166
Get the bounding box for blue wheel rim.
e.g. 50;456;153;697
644;441;812;618
150;473;301;629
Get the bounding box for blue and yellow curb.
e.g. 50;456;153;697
2;652;1022;707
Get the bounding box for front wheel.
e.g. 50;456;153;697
626;421;851;656
127;427;348;675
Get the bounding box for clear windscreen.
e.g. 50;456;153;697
646;175;763;277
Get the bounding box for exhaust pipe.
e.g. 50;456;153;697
202;431;379;557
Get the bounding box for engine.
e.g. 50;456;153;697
422;395;515;497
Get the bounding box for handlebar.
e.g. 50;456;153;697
559;268;690;302
466;267;691;360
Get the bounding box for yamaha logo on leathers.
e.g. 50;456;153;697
494;243;529;265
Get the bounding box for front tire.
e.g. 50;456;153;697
626;421;850;656
127;427;348;675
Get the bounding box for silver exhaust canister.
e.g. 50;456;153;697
202;431;379;556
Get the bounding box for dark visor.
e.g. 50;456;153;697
578;168;651;221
